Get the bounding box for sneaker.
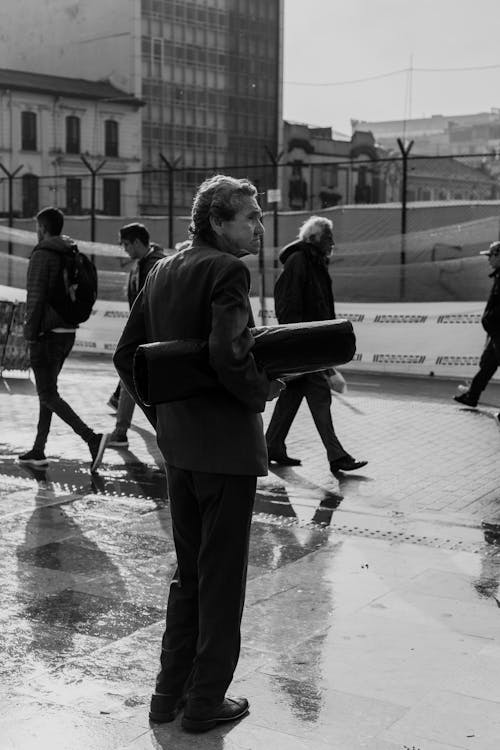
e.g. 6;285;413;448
107;394;119;410
107;433;129;449
18;449;49;467
88;433;108;473
453;392;478;407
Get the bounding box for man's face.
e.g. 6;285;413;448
215;195;264;257
36;221;46;243
317;227;335;258
121;237;140;260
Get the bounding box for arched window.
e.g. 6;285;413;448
66;116;81;153
22;174;39;217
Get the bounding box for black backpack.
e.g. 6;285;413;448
50;245;98;325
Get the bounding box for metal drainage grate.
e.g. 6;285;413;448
331;522;485;553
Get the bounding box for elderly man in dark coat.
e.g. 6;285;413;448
114;175;282;733
266;215;367;475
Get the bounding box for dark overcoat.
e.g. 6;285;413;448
114;241;270;476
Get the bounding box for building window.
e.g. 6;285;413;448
105;120;119;157
21;112;37;151
22;174;39;217
66;178;82;214
103;178;121;215
65;116;81;154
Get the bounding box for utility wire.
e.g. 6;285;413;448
285;62;500;87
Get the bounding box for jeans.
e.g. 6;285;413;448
29;332;93;452
155;467;256;709
265;371;347;461
469;337;500;400
115;379;135;435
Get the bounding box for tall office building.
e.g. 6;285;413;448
142;0;283;212
0;0;284;214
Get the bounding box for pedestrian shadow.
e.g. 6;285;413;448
336;471;373;487
128;423;164;469
150;719;233;748
13;475;128;670
104;444;168;504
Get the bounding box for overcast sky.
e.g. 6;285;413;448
283;0;500;134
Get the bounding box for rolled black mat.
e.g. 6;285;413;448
133;318;355;406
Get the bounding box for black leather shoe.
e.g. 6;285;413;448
330;456;368;473
268;452;302;466
182;696;249;733
149;693;185;723
453;392;478;407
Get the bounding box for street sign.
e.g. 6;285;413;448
267;188;281;203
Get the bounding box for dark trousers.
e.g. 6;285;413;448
265;372;347;462
155;466;256;710
29;332;93;452
469;338;500;400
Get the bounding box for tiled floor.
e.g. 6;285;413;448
1;357;500;748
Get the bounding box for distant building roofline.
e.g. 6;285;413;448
0;67;143;107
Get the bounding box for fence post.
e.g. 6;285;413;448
0;163;23;285
264;146;284;270
159;153;182;249
80;156;106;256
396;138;414;299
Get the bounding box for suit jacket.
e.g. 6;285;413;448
114;241;270;476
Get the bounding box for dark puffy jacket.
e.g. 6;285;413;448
24;235;78;341
274;240;335;324
127;243;166;308
482;269;500;338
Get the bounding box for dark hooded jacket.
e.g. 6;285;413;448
24;235;78;341
274;239;335;324
127;243;166;308
481;268;500;339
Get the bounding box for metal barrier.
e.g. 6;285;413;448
0;300;30;373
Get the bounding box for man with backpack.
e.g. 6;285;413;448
19;206;108;472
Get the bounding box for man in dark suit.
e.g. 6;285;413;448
114;175;283;733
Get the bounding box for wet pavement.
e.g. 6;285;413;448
1;356;500;749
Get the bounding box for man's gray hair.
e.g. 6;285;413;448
298;215;333;243
189;174;257;243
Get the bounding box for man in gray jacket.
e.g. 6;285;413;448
114;175;283;732
19;206;107;472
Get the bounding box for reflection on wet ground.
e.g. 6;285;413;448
0;449;343;530
0;454;168;502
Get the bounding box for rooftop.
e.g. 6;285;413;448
0;67;143;107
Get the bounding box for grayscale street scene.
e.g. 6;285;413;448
1;1;500;749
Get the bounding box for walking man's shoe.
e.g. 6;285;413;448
18;449;49;468
107;432;129;449
453;392;478;407
88;433;108;472
182;696;249;733
330;455;368;474
268;452;302;466
149;693;185;723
